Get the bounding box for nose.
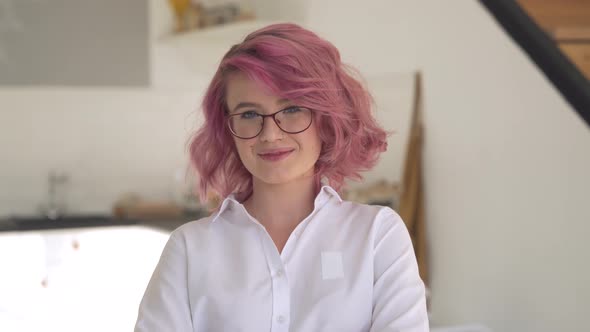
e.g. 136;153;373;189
258;116;284;142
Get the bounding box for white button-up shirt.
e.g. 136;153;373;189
135;186;429;332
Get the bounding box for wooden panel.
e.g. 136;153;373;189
517;0;590;31
559;43;590;79
553;27;590;41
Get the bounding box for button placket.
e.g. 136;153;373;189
258;229;291;332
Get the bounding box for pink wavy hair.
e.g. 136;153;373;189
188;23;388;205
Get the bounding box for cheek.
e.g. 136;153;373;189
233;139;254;161
313;139;322;160
304;128;323;160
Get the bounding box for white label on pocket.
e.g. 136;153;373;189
321;251;344;280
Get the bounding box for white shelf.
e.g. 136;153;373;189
151;20;284;89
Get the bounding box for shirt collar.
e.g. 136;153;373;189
211;185;342;223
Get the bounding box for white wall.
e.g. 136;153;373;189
304;1;590;331
0;87;208;215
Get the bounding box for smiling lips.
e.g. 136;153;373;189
258;148;294;161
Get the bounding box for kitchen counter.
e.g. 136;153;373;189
0;211;208;233
0;223;173;331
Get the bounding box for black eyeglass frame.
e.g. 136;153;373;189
226;106;314;139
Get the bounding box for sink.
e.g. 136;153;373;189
3;215;138;231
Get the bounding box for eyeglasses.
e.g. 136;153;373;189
227;106;313;139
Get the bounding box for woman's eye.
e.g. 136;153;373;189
240;111;258;119
283;107;301;114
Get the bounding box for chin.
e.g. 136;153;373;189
255;169;315;187
247;160;317;186
256;174;296;185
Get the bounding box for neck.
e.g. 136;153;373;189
244;174;318;230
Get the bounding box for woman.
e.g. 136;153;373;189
135;23;429;331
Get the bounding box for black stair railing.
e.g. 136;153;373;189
479;0;590;127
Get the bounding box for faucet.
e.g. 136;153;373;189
41;170;69;220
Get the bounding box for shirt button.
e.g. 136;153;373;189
276;269;283;277
277;315;286;324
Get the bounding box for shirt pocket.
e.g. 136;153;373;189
322;251;345;280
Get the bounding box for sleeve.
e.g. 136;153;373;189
369;208;430;332
134;231;193;332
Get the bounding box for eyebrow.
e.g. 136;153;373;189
231;98;291;113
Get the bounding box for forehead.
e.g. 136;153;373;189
225;72;280;110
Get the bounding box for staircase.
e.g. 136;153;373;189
517;0;590;80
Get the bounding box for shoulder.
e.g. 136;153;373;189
167;214;216;244
337;200;404;228
334;200;408;246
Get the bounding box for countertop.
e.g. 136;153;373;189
0;211;208;233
